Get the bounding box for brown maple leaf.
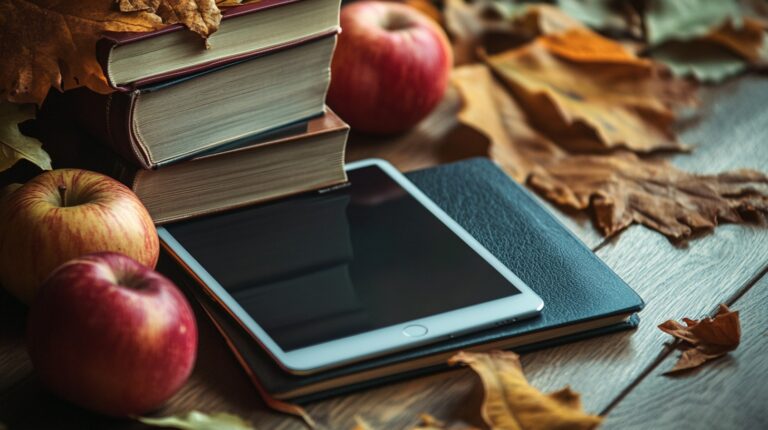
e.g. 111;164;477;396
443;1;583;66
705;18;768;65
486;26;694;154
117;0;221;38
453;64;768;239
659;304;741;374
449;350;602;430
0;0;164;105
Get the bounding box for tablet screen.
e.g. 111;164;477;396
164;164;521;352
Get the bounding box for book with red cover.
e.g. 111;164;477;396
98;0;340;90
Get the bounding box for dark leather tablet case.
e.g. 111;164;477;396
161;157;644;403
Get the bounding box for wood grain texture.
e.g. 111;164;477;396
297;75;768;426
1;76;767;430
505;75;768;413
602;273;768;429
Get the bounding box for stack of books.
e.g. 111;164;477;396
45;0;348;223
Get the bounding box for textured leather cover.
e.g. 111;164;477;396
161;158;644;402
96;0;328;89
51;32;336;169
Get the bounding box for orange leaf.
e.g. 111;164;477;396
452;64;768;239
486;29;694;153
659;304;741;374
539;28;650;65
0;0;165;105
449;350;602;430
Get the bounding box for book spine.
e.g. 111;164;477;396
95;37;131;92
59;89;152;169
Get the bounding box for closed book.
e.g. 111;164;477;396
160;158;644;403
98;0;340;89
39;108;349;224
49;34;337;169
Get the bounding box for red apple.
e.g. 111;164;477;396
27;252;197;416
0;168;159;303
327;1;452;134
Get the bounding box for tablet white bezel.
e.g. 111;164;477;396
158;158;543;374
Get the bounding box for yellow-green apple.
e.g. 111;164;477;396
327;1;452;134
27;252;197;416
0;168;159;303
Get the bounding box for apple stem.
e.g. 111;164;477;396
58;185;67;207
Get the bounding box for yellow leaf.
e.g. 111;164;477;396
449;351;602;430
0;103;51;172
139;411;254;430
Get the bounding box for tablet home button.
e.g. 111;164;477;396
402;325;428;337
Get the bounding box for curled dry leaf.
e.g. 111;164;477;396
0;0;164;105
0;103;51;172
443;1;582;65
528;152;768;239
485;12;696;154
139;411;255;430
452;64;768;239
643;0;742;46
449;350;602;430
651;17;768;82
558;0;642;37
117;0;222;38
705;18;768;65
658;304;741;374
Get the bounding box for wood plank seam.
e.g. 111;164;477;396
600;262;768;417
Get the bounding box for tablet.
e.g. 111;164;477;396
159;159;543;374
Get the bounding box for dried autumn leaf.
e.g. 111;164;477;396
139;411;254;430
558;0;642;37
651;17;768;83
486;25;694;153
444;1;584;65
452;64;768;239
451;65;562;182
643;0;742;46
449;350;602;430
527;151;768;238
0;0;164;105
117;0;222;38
651;41;748;83
0;103;51;172
706;18;768;64
659;304;741;374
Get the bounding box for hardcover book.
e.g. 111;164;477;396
38;108;349;224
160;158;644;402
50;34;338;169
98;0;341;89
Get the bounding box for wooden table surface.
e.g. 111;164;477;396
1;75;767;429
